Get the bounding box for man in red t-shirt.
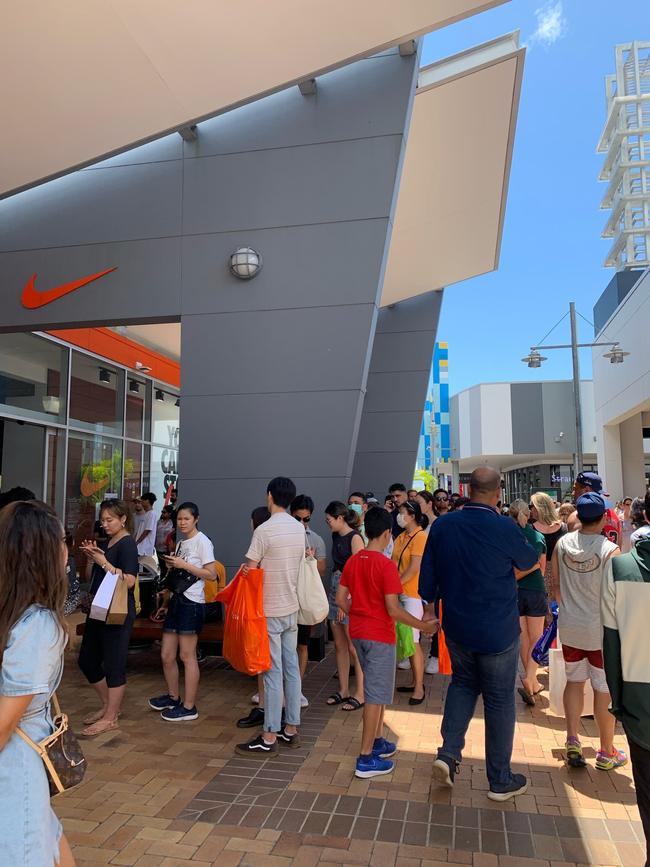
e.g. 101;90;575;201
568;472;621;545
337;507;438;779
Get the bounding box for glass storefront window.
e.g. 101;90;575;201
125;376;147;440
123;440;143;505
69;353;124;436
151;385;179;446
150;442;178;506
65;432;123;548
0;332;68;424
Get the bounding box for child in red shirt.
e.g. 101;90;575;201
337;507;438;778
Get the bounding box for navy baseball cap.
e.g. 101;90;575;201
575;471;603;493
576;492;606;521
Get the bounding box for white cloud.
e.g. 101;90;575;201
528;1;568;48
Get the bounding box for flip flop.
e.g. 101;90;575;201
517;687;535;707
81;718;120;737
341;697;364;712
326;692;346;706
83;709;121;726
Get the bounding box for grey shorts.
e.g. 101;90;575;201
352;639;396;705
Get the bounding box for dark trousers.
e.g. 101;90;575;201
628;734;650;867
78;602;135;688
441;637;519;790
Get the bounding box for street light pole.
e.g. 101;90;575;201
569;302;583;478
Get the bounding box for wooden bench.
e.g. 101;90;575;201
75;617;224;648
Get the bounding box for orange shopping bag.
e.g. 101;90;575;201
215;566;271;675
437;601;452;676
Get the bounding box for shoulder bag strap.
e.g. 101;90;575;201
397;530;423;572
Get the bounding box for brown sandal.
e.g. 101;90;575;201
83;709;121;726
81;718;119;737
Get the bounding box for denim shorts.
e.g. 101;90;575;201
328;570;348;625
517;587;548;618
164;593;205;635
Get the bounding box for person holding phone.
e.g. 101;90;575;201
148;502;216;722
78;499;138;737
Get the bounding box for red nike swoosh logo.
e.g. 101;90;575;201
80;471;111;499
21;267;117;309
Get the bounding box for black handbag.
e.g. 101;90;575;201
16;693;87;797
164;543;198;596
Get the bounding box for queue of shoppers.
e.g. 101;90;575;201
1;463;649;866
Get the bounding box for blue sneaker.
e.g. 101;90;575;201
161;704;199;722
487;773;528;802
355;754;394;779
148;693;181;711
372;737;397;759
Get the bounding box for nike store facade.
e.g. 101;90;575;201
0;330;179;548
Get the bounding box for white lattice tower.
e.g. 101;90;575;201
597;41;650;270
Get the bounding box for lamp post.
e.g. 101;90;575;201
522;301;629;481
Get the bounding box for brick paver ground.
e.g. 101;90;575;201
56;638;646;866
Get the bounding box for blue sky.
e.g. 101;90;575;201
420;0;647;395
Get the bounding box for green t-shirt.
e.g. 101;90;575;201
518;524;546;592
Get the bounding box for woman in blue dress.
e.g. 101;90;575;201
0;499;75;866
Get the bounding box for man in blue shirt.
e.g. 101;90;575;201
419;466;538;801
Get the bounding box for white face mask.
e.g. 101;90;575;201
396;513;407;529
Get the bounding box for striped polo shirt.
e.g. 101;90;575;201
246;511;305;617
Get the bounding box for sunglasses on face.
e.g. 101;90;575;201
435;496;448;503
295;516;310;523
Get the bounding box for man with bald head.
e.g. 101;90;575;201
419;466;538;802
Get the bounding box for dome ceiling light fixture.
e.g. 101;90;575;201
229;247;262;280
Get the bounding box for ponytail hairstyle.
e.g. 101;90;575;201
325;500;361;530
400;499;429;530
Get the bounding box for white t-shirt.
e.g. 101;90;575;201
136;509;157;557
175;531;215;603
246;511;305;617
556;531;618;651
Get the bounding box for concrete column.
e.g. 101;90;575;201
620;413;646;498
597;423;624;502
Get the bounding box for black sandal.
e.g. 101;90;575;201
326;692;346;706
341;697;364;712
517;687;535;706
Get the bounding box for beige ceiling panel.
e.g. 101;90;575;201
2;0;506;197
381;45;524;306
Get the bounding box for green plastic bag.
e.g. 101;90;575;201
395;621;415;661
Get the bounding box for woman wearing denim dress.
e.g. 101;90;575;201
0;500;75;866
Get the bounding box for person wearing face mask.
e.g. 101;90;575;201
388;484;409;538
392;501;429;704
348;492;368;544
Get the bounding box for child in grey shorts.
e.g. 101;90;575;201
336;507;438;778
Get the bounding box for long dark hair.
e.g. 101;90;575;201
325;500;361;530
0;501;67;664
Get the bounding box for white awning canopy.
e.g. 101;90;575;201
381;32;524;306
1;0;506;198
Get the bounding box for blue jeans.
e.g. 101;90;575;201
440;637;519;791
263;613;301;733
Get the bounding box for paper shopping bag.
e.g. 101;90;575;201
106;577;129;625
89;572;119;622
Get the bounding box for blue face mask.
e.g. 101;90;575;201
348;503;363;517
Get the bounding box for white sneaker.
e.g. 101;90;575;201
251;693;260;705
397;659;411;670
425;657;439;675
300;694;309;708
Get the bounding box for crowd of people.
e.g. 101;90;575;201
0;467;648;865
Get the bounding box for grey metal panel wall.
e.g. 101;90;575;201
510;382;545;454
350;290;442;494
0;49;420;568
541;381;577;456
